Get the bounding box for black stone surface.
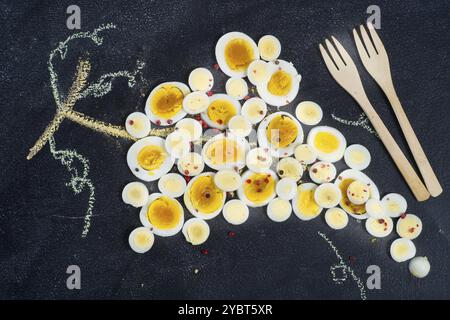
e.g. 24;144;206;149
1;0;450;299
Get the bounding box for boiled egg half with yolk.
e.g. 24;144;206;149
307;126;346;163
292;183;323;221
202;133;249;170
201;94;241;129
238;170;278;207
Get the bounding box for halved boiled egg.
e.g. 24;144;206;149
202;133;249;170
365;199;387;218
139;193;184;237
276;157;303;181
295;101;323;126
346;180;370;205
241;97;267;124
382;193;407;218
390;238;416;263
127;136;174;182
182;91;210;115
396;214;422;240
146;82;190;126
325;207;349;230
292;183;323;221
122;182;149;208
184;172;226;220
226;77;249;100
307;126;346;163
314;183;342;208
201;94;241;129
344;144;371;171
182;218;210;245
257;111;303;157
245;147;273;173
275;177;297;201
409;256;431;278
222;199;249;225
247;60;271;86
175;118;202;142
267;198;292;222
258;35;281;61
365;217;394;238
214;169;242;192
177;152;204;176
125;112;151;139
257;59;301;107
188;68;214;92
228;115;252;137
158;173;186;198
215;31;259;78
334;169;380;219
129;227;155;253
165;130;191;158
238;170;278;207
309;161;337;184
294;144;317;165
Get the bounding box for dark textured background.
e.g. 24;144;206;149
1;0;450;299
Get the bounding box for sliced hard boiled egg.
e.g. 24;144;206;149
201;93;241;129
146;82;190;126
177;152;204;176
294;144;317;165
222;199;249;225
165;130;191;158
122;182;149;208
258;35;281;61
382;193;407;218
293;183;323;221
390;238;416;263
247;60;271;86
228;115;252;137
267;198;292;222
256;59;301;107
276;157;304;181
275;177;297;201
125;112;151;139
226;77;249;100
238;170;278;207
344;144;371;171
184;172;226;220
245;147;273;173
182;218;210;245
127;136;174;182
396;214;423;240
215;31;259;78
175;118;202;142
325;208;349;230
202;133;249;171
346;180;370;205
295;101;323;126
314;183;342;208
188;68;214;92
140;193;184;237
366;217;393;238
129;227;155;253
182;91;210;115
409;257;431;278
214;169;242;192
241;97;267;124
365;199;387;218
307;126;346;163
309;161;337;184
158;173;187;198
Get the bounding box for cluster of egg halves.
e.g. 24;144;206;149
122;32;430;278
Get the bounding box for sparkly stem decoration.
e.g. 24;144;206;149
331;113;379;138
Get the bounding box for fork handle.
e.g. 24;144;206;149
354;93;430;201
382;85;443;197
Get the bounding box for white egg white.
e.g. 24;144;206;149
128;227;155;253
390;238;416;263
241;97;267;124
182;91;210;115
382;193;407;218
175;118;203;141
292;183;323;221
275;177;297;201
182;218;210;245
188;68;214;92
365;217;393;238
201;133;249;171
267;198;292;222
222;199;249;225
258;35;281;61
344;144;371;171
125;112;151;139
225;77;249;100
122;181;149;208
177;152;205;176
201;93;241;130
157;173;187;198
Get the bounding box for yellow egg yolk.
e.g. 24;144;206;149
243;173;275;204
137;145;166;171
206;138;243;165
338;178;367;215
267;70;292;96
189;176;224;214
314;132;340;154
150;86;184;119
207;99;237;126
266;115;298;148
147;196;182;230
297;189;320;217
225;38;255;71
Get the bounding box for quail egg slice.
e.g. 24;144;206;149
182;91;210;115
295;101;323;126
365;199;387;218
382;193;407;218
122;182;149;208
325;208;349;230
175;118;202;142
146;82;190;126
294;144;317;165
247;60;271;86
238;170;278;207
346;180;370;205
276;157;304;181
309;161;337;184
226;77;249;100
129;227;155;253
267;198;292;222
396;214;423;240
177;152;204;176
258;35;281;61
344;144;371;171
292;183;323;221
314;183;342;209
257;111;304;157
125;112;151;139
158;173;187;198
257;59;301;107
241;97;267;124
184;172;226;220
201;93;241;129
366;217;394;238
214;169;242;192
182;218;210;245
307;126;346;163
275;177;297;201
127;136;174;182
409;257;431;278
228;115;252;137
246;147;273;173
139;193;184;237
202;133;249;171
165;130;191;159
188;68;214;92
390;238;416;263
215;31;259;78
222;199;249;225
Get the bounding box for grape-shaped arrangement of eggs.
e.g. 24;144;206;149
122;32;429;278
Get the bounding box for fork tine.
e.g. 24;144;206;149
319;43;338;72
359;25;377;57
367;22;387;56
353;28;369;61
331;36;355;66
325;39;345;69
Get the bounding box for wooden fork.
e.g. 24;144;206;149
319;37;430;201
353;22;442;197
